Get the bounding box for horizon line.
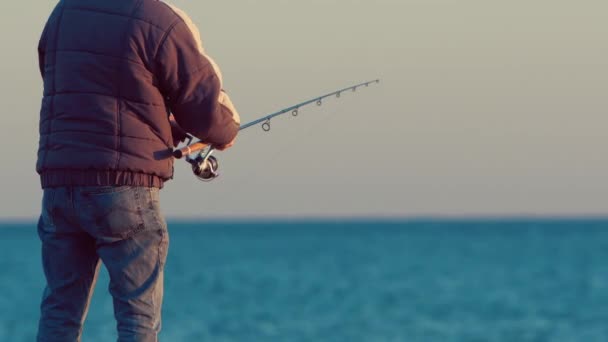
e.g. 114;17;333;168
1;214;608;225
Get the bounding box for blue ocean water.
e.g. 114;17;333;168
1;219;608;341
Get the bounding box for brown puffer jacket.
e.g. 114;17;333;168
37;0;240;188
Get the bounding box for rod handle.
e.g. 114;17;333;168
173;142;209;159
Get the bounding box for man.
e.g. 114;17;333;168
36;1;240;341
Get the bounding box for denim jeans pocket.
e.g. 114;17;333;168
39;189;57;233
146;188;165;229
79;186;145;239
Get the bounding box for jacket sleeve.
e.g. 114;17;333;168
155;18;240;146
38;23;49;78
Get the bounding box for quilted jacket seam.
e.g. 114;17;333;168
62;6;168;31
45;91;164;107
50;49;147;67
42;129;165;142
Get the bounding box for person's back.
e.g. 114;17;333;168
36;1;240;340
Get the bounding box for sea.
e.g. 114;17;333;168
1;219;608;342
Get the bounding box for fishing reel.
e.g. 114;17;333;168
187;148;219;182
173;132;221;182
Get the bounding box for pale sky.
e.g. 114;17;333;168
0;0;606;219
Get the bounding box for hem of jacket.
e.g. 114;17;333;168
40;169;165;189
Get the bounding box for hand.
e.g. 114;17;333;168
214;136;237;151
169;115;188;146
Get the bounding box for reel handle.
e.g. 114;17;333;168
173;142;209;159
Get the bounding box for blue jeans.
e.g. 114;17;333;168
37;186;169;342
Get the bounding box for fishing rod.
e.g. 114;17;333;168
173;79;380;181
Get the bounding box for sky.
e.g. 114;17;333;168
0;0;606;219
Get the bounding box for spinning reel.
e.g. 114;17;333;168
188;148;219;182
174;135;220;182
